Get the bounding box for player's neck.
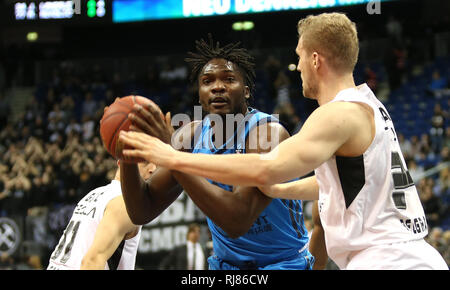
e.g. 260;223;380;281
317;73;356;106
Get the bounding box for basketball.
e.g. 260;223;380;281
100;95;161;163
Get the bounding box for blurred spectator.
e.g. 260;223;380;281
81;114;95;142
158;223;207;270
408;135;422;159
420;181;445;228
273;102;302;135
0;253;15;270
364;66;378;94
430;104;447;153
81;91;98;117
445;127;450;149
273;71;291;106
443;230;450;265
427;227;444;250
429;70;448;91
386;15;403;43
440;146;449;163
384;39;407;91
264;55;282;99
398;133;412;159
408;159;424;183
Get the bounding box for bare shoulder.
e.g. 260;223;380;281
172;120;202;151
246;121;290;154
313;101;374;156
305;101;371;131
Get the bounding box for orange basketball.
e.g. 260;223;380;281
100;95;161;163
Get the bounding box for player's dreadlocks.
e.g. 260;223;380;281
185;34;256;103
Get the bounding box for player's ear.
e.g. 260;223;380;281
312;52;320;70
117;160;120;167
244;86;250;99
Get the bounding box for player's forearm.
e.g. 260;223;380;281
120;162;153;225
171;138;316;187
260;176;319;200
172;151;273;186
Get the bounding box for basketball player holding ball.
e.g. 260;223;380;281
115;36;328;270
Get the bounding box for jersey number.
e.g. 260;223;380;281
391;152;414;209
51;220;81;264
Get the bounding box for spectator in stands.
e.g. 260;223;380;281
443;230;450;266
273;102;302;135
274;70;291;106
430;103;446;153
429;70;448;95
440;146;449;163
420;181;445;229
386;15;403;43
398;133;412;159
408;135;422;159
65;117;82;137
408;159;424;183
364;65;378;94
445;127;450;149
0;253;15;270
81;114;95;142
427;227;444;250
264;55;282;99
384;38;407;91
30;116;46;141
81;91;98;117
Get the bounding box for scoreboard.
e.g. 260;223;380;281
7;0;111;23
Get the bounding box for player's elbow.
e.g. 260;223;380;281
127;212;151;226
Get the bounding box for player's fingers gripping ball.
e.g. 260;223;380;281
100;95;162;163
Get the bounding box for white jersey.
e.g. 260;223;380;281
315;83;434;269
47;180;141;270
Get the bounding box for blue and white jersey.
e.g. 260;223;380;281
192;108;310;268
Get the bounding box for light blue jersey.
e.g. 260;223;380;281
192;108;313;270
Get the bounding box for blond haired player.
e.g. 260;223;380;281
119;13;447;270
47;161;155;270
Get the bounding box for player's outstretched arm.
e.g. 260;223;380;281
81;196;138;270
119;102;357;187
258;176;319;200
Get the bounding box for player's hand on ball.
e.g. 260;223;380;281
129;104;174;144
119;131;176;168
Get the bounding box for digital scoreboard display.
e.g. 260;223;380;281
9;0;110;22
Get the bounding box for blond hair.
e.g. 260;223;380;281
297;13;359;73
